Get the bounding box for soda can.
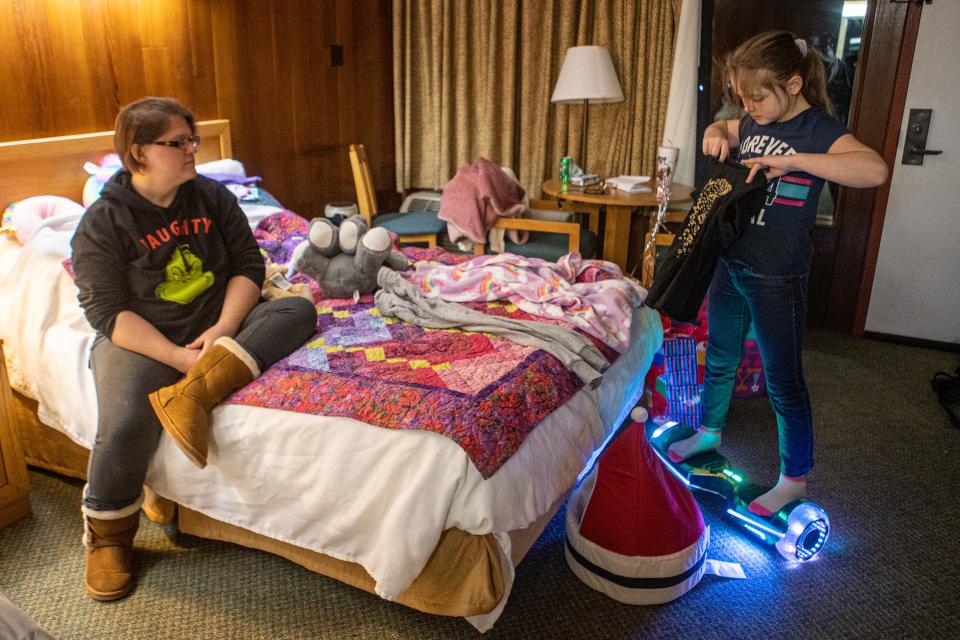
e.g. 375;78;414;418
560;156;571;189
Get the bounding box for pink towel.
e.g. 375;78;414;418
439;158;528;245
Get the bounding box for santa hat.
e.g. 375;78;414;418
565;418;708;604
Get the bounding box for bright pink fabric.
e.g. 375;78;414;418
438;157;528;244
747;501;774;518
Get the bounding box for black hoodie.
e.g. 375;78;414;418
645;158;768;323
70;171;265;346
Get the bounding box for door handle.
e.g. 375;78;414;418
902;109;941;165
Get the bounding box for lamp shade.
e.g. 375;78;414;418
551;46;625;104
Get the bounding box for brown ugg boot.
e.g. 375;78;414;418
82;495;143;601
149;336;259;468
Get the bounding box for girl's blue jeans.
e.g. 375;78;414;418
700;258;814;477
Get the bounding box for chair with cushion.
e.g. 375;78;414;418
349;144;445;247
472;198;600;261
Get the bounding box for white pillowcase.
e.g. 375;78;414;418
195;158;247;178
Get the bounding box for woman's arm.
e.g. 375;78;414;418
184;275;261;354
112;276;260;370
702;118;742;162
181;181;266;355
745;133;889;187
111;311;200;373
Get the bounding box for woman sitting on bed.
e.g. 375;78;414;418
70;97;317;602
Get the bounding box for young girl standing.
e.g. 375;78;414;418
667;31;888;516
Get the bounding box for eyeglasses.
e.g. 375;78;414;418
148;135;201;151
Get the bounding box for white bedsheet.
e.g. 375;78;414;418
0;229;662;628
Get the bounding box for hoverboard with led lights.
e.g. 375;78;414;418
647;421;829;562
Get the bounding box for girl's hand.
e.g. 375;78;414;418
702;122;731;161
744;154;794;183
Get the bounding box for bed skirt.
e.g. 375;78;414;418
7;386;523;617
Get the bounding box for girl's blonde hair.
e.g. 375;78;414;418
722;30;833;116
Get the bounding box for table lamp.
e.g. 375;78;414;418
551;45;625;171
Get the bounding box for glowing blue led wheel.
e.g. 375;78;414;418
646;420;830;563
776;502;829;562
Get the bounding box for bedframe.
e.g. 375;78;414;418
0;121;662;631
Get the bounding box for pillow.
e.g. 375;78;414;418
526;204;573;222
81;156;250;208
4;196;85;244
196;158;247;179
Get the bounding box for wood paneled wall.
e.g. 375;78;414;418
0;0;397;218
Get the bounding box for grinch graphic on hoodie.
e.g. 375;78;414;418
155;244;214;304
71;171;265;346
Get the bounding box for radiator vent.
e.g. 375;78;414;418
399;190;442;213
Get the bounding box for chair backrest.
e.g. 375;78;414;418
348;144;378;225
500;167;572;223
641;232;675;288
473;215;582;257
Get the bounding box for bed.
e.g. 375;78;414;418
0;121;663;632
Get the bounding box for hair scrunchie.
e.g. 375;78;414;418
795;38;808;58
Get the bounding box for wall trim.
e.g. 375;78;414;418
863;331;960;354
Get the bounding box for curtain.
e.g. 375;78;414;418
661;0;700;188
393;0;681;197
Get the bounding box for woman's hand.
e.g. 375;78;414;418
702;121;732;161
110;310;204;374
173;346;202;374
185;323;235;359
744;154;794;183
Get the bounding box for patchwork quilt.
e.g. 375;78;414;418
228;212;618;478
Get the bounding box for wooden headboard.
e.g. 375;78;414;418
0;119;232;208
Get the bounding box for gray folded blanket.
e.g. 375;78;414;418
375;268;608;388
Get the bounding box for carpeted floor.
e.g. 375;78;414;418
1;330;958;639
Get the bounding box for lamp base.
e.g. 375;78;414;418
580;98;589;172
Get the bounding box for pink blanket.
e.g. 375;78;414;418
404;252;646;353
439;158;528;245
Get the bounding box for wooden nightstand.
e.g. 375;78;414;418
0;340;31;528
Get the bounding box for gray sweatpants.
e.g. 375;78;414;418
83;296;317;512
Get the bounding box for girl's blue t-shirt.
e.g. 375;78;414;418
725;108;848;275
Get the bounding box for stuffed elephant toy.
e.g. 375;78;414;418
288;216;409;299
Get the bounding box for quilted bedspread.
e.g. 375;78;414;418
227;212;617;478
